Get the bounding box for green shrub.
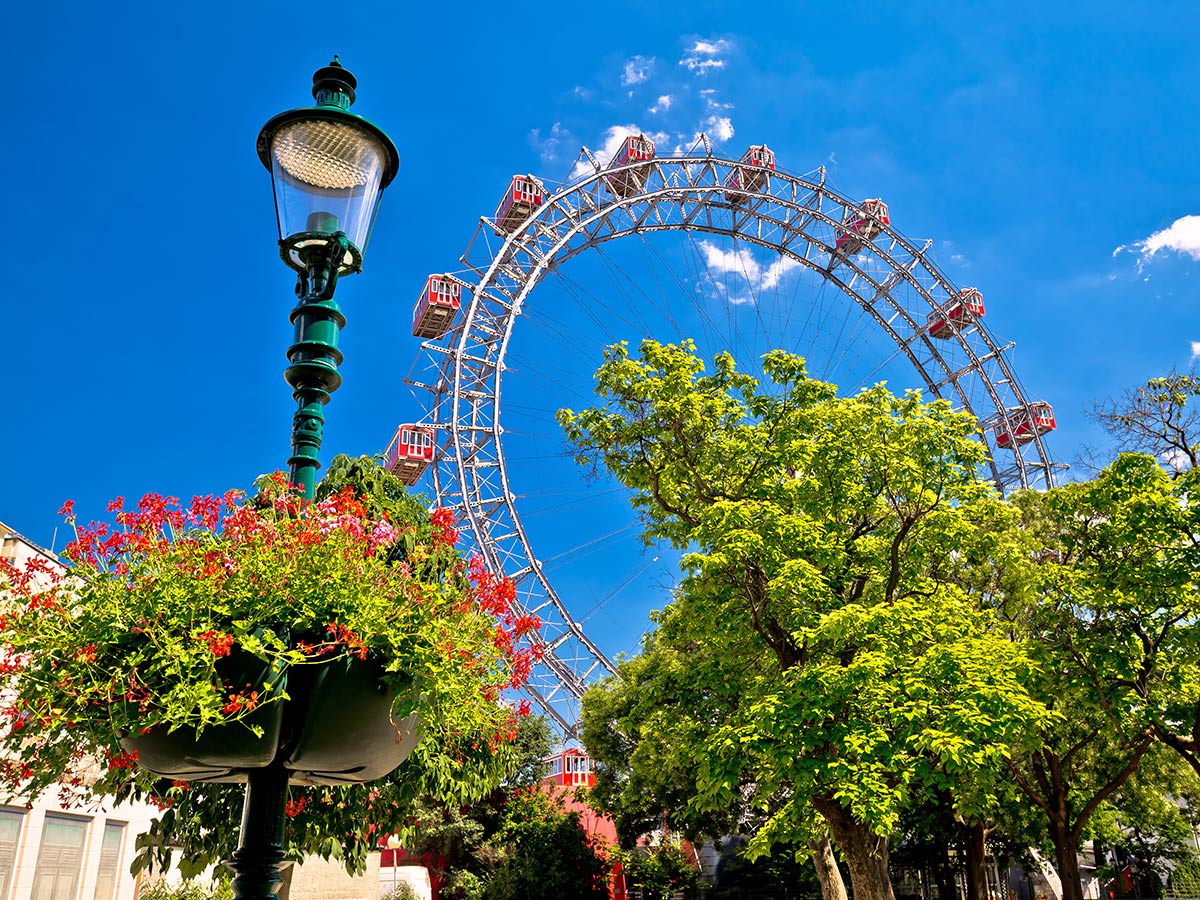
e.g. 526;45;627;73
136;880;231;900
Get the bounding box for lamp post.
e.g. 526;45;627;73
257;55;399;501
224;57;398;900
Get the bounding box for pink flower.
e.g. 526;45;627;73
368;520;398;553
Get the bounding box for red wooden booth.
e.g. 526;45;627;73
494;175;544;233
927;288;986;340
724;144;775;203
412;275;462;339
386;424;435;486
993;402;1057;450
606;134;656;197
835;198;890;254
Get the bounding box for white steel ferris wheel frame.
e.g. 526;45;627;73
406;137;1062;736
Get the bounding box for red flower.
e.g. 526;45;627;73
198;630;234;658
57;500;75;519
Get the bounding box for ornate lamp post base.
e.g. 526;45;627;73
230;764;289;900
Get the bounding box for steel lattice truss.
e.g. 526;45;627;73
405;140;1062;736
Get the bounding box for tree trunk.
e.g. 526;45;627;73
960;822;988;900
809;828;849;900
1050;815;1085;900
814;796;897;900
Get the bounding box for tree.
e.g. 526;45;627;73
614;840;702;900
482;788;610;900
564;340;1048;900
991;454;1200;900
1091;369;1200;473
1089;745;1200;893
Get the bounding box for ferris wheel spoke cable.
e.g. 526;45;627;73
579;553;665;625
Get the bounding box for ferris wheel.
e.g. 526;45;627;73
389;133;1063;736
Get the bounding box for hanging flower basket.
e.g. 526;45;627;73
0;462;542;809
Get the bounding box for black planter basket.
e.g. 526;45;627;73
120;651;419;785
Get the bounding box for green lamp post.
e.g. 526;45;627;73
221;58;398;900
257;55;399;500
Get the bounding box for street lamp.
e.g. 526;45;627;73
225;58;398;900
256;55;399;499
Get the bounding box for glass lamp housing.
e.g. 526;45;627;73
258;60;399;275
269;117;386;272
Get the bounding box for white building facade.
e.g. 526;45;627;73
1;521;160;900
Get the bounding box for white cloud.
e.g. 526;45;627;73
761;256;801;290
621;56;654;86
1191;340;1200;361
528;122;568;163
697;241;806;303
649;94;673;114
698;240;761;282
680;38;731;75
681;57;727;74
705;115;734;142
1164;447;1194;473
1115;215;1200;269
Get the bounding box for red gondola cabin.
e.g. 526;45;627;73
412;275;462;340
386;425;435;486
494;175;544;234
606;134;656;197
994;402;1056;450
927;288;985;340
724;145;775;203
835;198;890;255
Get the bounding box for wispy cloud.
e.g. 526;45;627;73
704;115;734;142
649;95;673;114
1115;215;1200;269
528;122;569;163
761;256;801;290
1191;340;1200;362
690;39;731;55
681;37;732;74
941;240;969;268
621;56;654;86
698;240;760;282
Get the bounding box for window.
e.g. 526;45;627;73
0;808;24;900
31;814;87;900
91;822;124;900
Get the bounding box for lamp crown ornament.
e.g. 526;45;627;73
311;55;357;109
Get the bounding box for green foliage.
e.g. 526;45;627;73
0;456;539;878
710;838;825;900
135;880;231;900
401;714;555;896
614;841;702;900
483;789;610;900
380;885;420;900
569;340;1049;864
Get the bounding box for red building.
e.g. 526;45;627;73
541;748;627;900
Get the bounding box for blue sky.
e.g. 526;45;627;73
6;2;1199;660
